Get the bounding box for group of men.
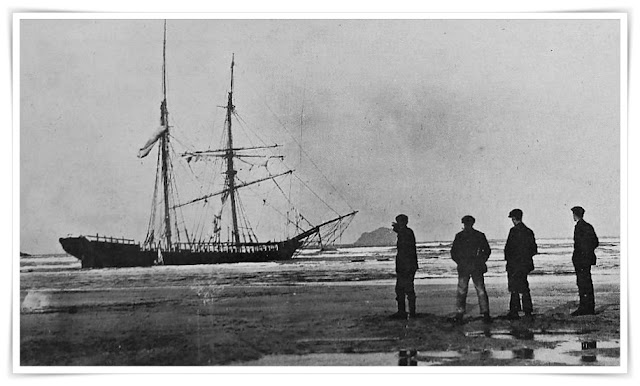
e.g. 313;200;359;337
389;206;600;323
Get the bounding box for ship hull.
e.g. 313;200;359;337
59;236;299;268
59;237;156;268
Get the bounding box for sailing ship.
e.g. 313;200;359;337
59;22;357;268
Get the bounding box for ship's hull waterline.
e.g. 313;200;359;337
59;236;300;268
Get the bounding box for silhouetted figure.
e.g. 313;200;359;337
570;206;599;316
504;209;538;320
451;215;492;324
390;214;418;319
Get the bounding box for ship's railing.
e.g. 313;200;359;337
85;234;138;245
140;242;280;253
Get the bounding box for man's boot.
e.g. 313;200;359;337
571;307;590;316
572;294;595;316
571;288;585;315
507;292;521;320
390;299;407;319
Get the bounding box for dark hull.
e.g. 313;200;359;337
59;236;300;268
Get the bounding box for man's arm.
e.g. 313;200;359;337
450;234;460;264
588;224;599;250
504;229;514;260
529;230;538;256
480;233;491;262
576;222;598;252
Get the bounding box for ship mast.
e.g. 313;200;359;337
225;54;241;246
160;20;173;248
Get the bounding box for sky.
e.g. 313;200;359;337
19;17;621;253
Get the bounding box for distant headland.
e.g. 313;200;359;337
353;227;397;247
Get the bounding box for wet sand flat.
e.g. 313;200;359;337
19;271;620;367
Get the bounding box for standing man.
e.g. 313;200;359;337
504;209;538;320
450;215;492;324
390;214;418;319
571;206;599;316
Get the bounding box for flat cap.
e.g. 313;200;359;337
461;215;476;225
571;206;585;216
395;214;409;224
508;209;523;220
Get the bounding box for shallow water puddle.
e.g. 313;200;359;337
235;330;619;366
485;342;619;365
234;341;618;366
465;328;591;340
21;290;52;312
463;329;620;365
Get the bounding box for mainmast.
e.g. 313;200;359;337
225;54;241;246
160;20;173;248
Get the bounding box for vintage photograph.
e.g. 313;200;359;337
16;15;624;370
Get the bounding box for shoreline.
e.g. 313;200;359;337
19;271;621;367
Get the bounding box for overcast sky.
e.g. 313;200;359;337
20;18;620;253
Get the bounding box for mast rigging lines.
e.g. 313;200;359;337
145;25;355;250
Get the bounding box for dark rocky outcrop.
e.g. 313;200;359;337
353;227;396;246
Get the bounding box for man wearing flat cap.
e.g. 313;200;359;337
450;215;492;324
571;206;599;316
504;209;538;320
390;214;418;319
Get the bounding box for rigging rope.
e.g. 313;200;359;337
143;60;357;250
236;195;258;243
235;106;353;218
169;144;206;243
271;178;314;229
144;146;163;246
292;173;341;218
233;111;269;148
166;146;181;246
254;94;355;213
242;179;308;235
168;133;229;245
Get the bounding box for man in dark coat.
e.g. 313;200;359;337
390;214;418;319
504;209;538;320
570;206;599;316
450;215;492;324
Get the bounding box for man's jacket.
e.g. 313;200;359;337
573;219;599;267
450;228;491;275
504;222;538;273
394;226;418;274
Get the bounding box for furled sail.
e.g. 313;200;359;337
137;126;168;158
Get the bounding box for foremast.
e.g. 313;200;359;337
160;21;172;248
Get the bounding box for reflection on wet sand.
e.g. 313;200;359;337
398;349;418;366
235;329;620;366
